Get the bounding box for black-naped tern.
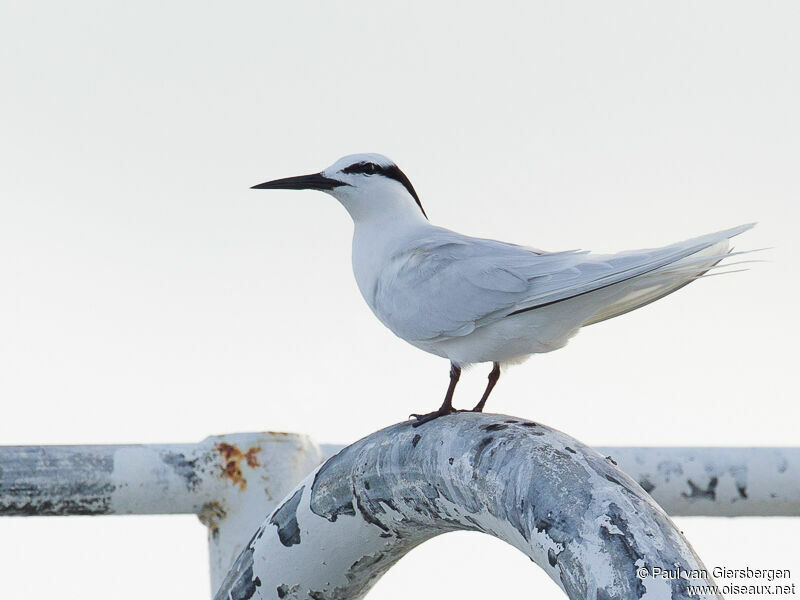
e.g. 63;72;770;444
253;153;754;425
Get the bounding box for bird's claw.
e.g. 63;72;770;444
409;408;457;427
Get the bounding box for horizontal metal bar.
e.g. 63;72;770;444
0;433;314;516
3;441;798;519
596;446;800;517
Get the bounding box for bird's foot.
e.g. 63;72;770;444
410;407;457;427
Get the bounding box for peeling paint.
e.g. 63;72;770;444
217;414;723;600
269;486;304;547
0;449;114;516
472;436;494;464
639;478;656;494
0;496;112;516
214;536;259;600
598;503;646;598
161;451;201;491
275;584;299;599
682;477;718;501
482;423;508;432
548;548;558;566
309;459;358;523
657;460;684;482
2;428;796;599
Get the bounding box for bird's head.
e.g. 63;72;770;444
252;153;427;222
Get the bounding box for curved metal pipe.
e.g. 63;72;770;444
216;413;720;600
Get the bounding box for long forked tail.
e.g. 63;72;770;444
582;223;758;326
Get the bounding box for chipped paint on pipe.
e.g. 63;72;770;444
3;429;798;598
319;444;800;518
198;434;324;592
595;447;800;517
0;432;324;593
215;414;721;600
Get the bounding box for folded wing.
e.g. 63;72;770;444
374;224;754;342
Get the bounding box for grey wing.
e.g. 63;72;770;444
373;233;586;341
374;224;753;342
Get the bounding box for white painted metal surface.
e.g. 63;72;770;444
318;443;800;517
596;446;800;517
2;418;798;598
216;414;722;600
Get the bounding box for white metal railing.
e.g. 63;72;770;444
1;415;797;598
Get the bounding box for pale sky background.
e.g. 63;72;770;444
1;1;798;598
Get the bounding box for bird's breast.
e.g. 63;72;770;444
350;230;420;331
350;233;393;315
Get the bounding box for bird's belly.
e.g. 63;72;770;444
412;307;585;366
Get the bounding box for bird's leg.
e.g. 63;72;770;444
411;363;461;427
470;362;501;412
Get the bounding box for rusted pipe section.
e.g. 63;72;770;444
216;414;721;600
0;432;323;592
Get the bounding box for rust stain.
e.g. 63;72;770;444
215;443;262;490
217;442;240;463
245;446;261;468
216;442;246;490
198;500;227;540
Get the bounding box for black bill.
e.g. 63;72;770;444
251;172;347;191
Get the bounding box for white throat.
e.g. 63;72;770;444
335;184;433;315
327;178;428;227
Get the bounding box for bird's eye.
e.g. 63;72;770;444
342;161;381;176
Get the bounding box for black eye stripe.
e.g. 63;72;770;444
341;160;428;220
342;162;381;175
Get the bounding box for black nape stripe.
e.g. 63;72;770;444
383;165;427;219
342;161;427;219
